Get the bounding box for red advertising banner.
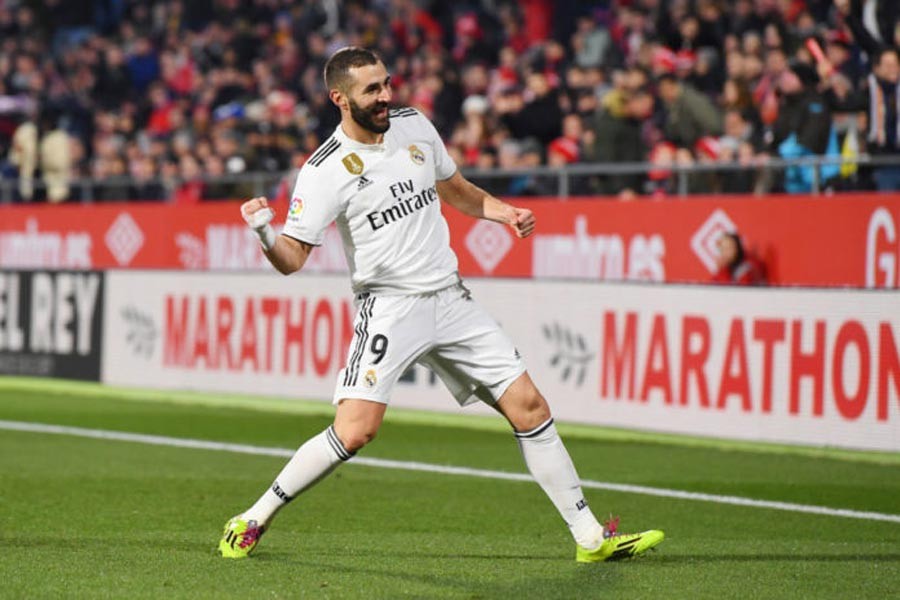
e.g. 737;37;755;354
1;194;898;287
452;194;900;288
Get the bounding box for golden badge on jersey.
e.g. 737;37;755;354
408;144;425;165
342;152;364;175
364;369;377;388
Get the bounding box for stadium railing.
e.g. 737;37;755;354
2;153;900;204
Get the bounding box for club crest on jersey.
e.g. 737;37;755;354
408;144;425;165
342;153;364;175
288;197;303;217
364;369;377;387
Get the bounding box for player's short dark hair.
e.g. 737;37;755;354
324;47;382;93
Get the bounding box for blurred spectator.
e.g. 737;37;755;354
718;108;767;193
646;141;678;196
770;63;838;192
203;154;233;200
837;0;900;59
93;156;129;201
126;37;160;95
128;156;165;201
824;30;864;85
7;114;37;200
657;73;723;151
175;154;204;204
507;137;555;196
548;137;579;166
861;48;900;190
721;77;761;127
39;114;72;203
499;72;562;146
711;232;767;285
452;94;491;167
586;77;653;196
452;12;494;65
96;45;132;110
572;15;612;69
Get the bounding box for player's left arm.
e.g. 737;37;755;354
436;171;536;239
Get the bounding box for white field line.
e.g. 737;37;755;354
2;419;899;524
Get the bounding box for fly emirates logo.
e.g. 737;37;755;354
366;179;438;231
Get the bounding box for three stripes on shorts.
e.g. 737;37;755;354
343;296;375;387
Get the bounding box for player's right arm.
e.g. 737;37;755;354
241;196;313;275
243;161;344;274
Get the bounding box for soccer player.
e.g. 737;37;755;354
220;47;664;563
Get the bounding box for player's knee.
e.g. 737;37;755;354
523;389;551;424
514;378;549;415
501;378;551;431
333;398;386;453
336;426;378;453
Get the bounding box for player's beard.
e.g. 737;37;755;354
349;97;390;134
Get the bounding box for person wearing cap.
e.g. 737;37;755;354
547;137;579;166
546;135;593;195
455;95;492;166
461;95;490;118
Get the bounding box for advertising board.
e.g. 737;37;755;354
101;271;900;451
0;270;104;380
3;194;898;287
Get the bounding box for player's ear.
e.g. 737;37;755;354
329;88;346;110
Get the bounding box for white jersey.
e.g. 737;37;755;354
282;108;460;294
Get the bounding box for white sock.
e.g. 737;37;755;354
242;425;353;526
515;418;604;550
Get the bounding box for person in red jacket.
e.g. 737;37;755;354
711;232;766;285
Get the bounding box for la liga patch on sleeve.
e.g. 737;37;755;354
288;197;303;219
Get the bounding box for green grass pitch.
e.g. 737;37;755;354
1;377;898;599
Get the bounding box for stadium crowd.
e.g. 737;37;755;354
0;0;898;202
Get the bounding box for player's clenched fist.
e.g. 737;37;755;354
509;207;535;238
241;196;277;249
241;197;275;229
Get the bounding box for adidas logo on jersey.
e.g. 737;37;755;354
357;176;374;191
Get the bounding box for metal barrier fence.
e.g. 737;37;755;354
2;153;899;204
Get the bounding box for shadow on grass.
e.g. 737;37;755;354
253;544;694;598
322;550;565;561
266;555;619;599
209;542;900;567
14;536;899;567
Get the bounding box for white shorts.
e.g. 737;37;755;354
333;283;526;406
